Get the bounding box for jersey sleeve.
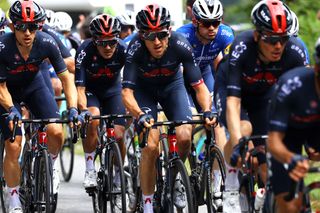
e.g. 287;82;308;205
44;26;72;58
268;79;291;132
286;37;309;67
218;25;235;56
122;38;141;90
75;43;89;87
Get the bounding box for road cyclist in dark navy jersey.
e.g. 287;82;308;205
121;4;216;213
213;0;309;212
0;1;81;212
75;14;128;202
267;40;320;213
176;0;234;209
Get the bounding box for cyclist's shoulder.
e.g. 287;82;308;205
176;23;194;35
279;66;313;83
217;23;234;39
117;38;128;51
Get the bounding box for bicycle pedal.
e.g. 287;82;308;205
85;187;96;194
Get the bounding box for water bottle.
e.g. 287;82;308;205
254;188;266;212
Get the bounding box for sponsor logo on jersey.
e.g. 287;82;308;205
230;41;247;65
0;42;5;52
277;76;302;101
177;40;191;51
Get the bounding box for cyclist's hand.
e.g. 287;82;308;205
68;107;81;128
79;109;92;125
6;106;22;131
286;155;309;182
203;111;217;128
137;113;154;130
305;146;320;161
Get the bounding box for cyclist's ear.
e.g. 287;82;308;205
253;30;260;42
9;23;14;32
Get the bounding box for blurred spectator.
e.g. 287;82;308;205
116;11;135;40
186;0;196;20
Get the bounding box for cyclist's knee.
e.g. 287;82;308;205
275;194;302;213
47;124;63;142
240;120;252;136
115;125;125;142
176;124;192;142
142;142;159;160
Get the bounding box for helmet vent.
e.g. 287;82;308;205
276;15;282;29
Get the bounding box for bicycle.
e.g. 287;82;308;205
0;131;8;213
17;117;77;213
84;114;131;213
188;124;226;212
231;135;268;213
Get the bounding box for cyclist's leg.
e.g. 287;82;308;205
101;93;126;161
135;87;159;209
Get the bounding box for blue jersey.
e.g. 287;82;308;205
75;39;127;98
176;23;234;72
0;31;67;87
269;67;320;132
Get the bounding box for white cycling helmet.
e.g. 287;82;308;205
192;0;223;21
116;11;135;26
54;11;73;32
45;9;55;27
288;11;299;36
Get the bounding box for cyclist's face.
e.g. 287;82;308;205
119;25;134;39
95;36;118;59
12;23;37;48
143;29;170;59
255;31;289;62
194;19;220;41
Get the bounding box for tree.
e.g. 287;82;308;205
0;0;9;12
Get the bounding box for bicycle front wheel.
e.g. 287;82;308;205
34;149;53;213
0;134;7;213
106;142;126;213
59;123;74;182
169;159;195;213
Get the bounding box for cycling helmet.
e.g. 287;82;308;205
45;9;55;27
136;4;170;31
288;11;299;36
251;0;292;34
116;11;135;26
9;0;46;23
0;8;7;28
54;12;73;32
89;14;120;38
315;37;320;65
192;0;223;21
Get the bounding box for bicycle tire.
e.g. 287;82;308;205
34;149;52;213
206;145;226;213
20;141;33;213
106;142;126;213
0;134;7;213
59;124;74;182
168;159;195;213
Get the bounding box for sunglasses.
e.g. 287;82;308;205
260;34;290;45
94;39;118;48
198;20;221;28
142;31;169;41
14;23;43;32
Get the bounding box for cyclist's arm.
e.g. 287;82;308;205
0;82;14;111
267;131;292;163
58;71;78;108
77;86;87;111
213;52;223;71
226;96;242;145
193;83;212;112
64;57;75;74
121;88;143;118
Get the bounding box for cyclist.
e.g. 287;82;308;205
267;39;320;213
0;1;80;212
214;0;308;211
0;8;8;35
122;4;215;212
75;14;127;201
116;11;135;41
176;0;234;208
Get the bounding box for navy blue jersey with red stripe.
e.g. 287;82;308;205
0;31;67;87
75;39;127;97
269;67;320;132
122;31;203;90
227;30;308;98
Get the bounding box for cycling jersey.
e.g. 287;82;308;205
122;31;203;121
269;67;320;195
75;38;127;98
227;30;308;98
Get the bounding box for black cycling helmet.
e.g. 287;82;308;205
136;4;170;32
251;0;292;34
89;14;121;38
9;0;46;23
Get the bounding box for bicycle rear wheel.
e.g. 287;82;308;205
168;159;195;213
59;120;74;182
34;149;53;213
206;145;226;213
106;142;126;213
20;141;33;212
0;134;7;213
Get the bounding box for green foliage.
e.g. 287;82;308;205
0;0;9;11
224;0;320;64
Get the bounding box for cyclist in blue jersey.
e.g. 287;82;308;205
0;1;80;212
0;8;8;35
267;40;320;213
122;4;216;212
214;0;308;211
116;11;135;41
75;14;127;201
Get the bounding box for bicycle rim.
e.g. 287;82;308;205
107;142;126;213
20;142;33;212
0;136;7;213
35;150;52;213
59;125;74;182
169;159;195;213
206;145;226;213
